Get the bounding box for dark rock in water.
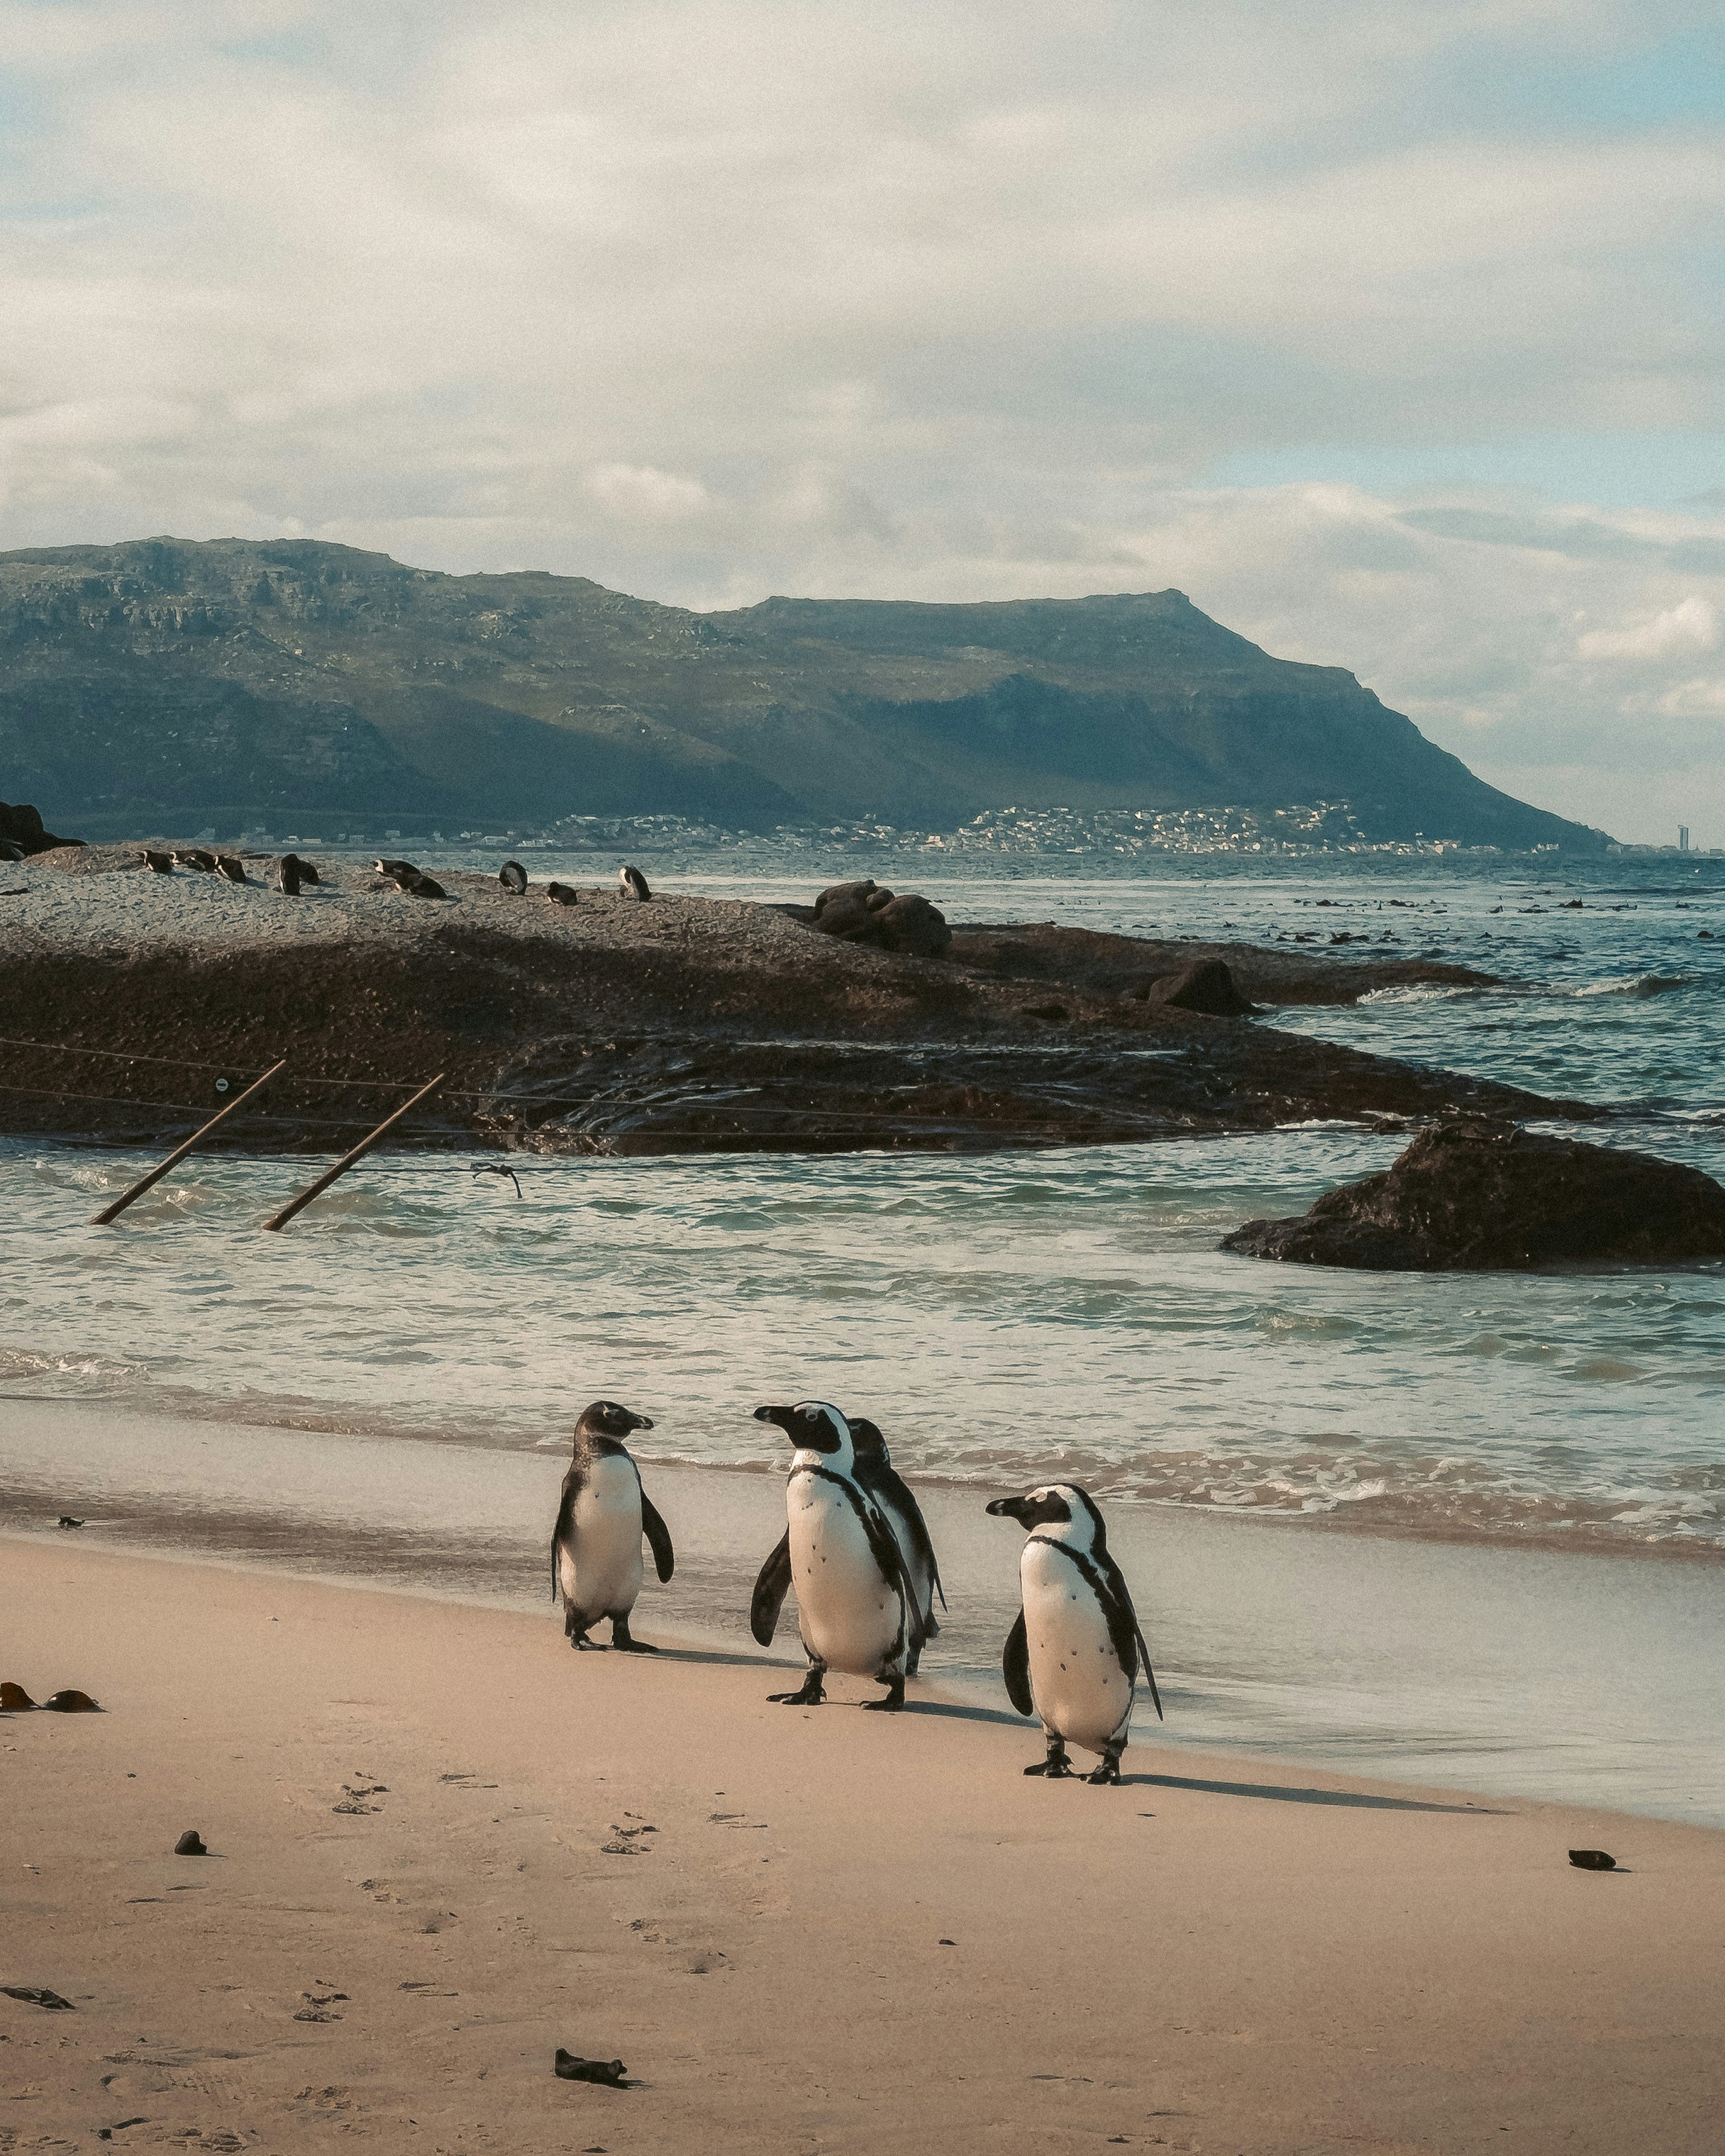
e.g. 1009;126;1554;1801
1134;959;1257;1017
1568;1848;1616;1870
174;1829;208;1856
0;801;82;857
1223;1117;1725;1271
1;1985;74;2010
1;1681;37;1710
554;2050;629;2086
57;1514;84;1529
41;1688;100;1712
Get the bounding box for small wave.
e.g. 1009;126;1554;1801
1573;974;1691;999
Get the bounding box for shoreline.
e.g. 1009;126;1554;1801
9;1537;1724;2155
7;1400;1723;1830
6;1378;1721;1568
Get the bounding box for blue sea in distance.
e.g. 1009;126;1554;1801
3;847;1722;1562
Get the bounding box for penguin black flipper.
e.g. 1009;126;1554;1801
1061;1541;1164;1723
550;1464;584;1599
1002;1608;1034;1717
842;1477;928;1662
640;1491;675;1584
860;1460;948;1616
750;1532;794;1646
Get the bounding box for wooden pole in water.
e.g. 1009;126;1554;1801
90;1060;289;1226
260;1074;445;1233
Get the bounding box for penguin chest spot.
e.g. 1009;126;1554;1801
558;1458;644;1617
1021;1550;1131;1755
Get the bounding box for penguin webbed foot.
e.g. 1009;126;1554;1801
861;1676;906;1713
1025;1741;1074;1779
767;1667;826;1706
1085;1746;1125;1787
609;1616;658;1655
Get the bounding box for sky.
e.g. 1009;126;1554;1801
1;1;1721;843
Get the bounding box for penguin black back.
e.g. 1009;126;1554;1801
619;865;651;901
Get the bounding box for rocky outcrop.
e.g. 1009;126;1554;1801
0;800;81;858
811;879;952;957
1129;958;1257;1017
1223;1118;1725;1270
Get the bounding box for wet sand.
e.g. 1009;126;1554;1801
6;1540;1723;2153
5;1399;1724;1828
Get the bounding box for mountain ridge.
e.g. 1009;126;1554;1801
0;537;1608;848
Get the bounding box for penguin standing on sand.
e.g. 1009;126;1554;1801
750;1402;923;1711
551;1401;675;1652
986;1483;1162;1784
619;865;651;901
848;1416;944;1672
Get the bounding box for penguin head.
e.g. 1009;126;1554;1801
987;1482;1105;1550
754;1400;853;1469
573;1400;655;1450
846;1416;889;1467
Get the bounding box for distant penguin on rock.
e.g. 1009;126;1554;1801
551;1401;674;1652
140;849;174;874
375;857;419;879
287;854;320;885
987;1482;1161;1784
619;865;651;901
545;882;578;906
750;1401;923;1711
174;849;216;872
215;855;247;884
276;855;302;895
499;861;528;895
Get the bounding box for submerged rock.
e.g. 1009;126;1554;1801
1223;1117;1725;1271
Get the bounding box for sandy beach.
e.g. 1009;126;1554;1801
7;1536;1723;2155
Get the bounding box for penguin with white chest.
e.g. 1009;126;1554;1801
750;1402;923;1710
551;1401;675;1652
987;1482;1162;1784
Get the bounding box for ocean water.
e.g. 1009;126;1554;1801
4;849;1723;1818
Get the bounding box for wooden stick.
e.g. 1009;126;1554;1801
90;1060;289;1226
260;1074;445;1232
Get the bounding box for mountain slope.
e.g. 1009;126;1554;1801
0;538;1606;846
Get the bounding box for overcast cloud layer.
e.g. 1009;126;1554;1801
1;1;1721;841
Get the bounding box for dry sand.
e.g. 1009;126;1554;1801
6;1539;1722;2155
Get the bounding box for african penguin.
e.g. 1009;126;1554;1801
847;1416;944;1673
174;849;216;872
750;1401;922;1711
618;864;651;901
140;849;174;874
551;1401;674;1652
276;855;301;895
986;1482;1162;1784
499;860;528;895
215;855;247;884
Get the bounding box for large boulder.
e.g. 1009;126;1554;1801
811;880;952;957
1131;958;1257;1017
0;801;82;858
1223;1117;1725;1271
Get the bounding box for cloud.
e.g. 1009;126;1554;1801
1576;595;1719;659
0;2;1721;838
